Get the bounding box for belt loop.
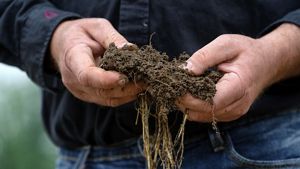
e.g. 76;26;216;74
207;127;225;152
73;146;91;169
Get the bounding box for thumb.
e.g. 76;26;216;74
84;18;129;49
185;35;241;75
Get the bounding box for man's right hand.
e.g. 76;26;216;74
50;18;144;107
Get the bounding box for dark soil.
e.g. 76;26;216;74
100;43;221;108
99;43;222;169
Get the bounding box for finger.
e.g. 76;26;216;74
86;39;104;56
215;108;244;122
75;31;105;56
213;72;245;112
214;93;251;122
185;35;242;75
176;97;212;122
65;84;91;102
187;110;212;122
93;94;138;107
178;94;212;113
65;43;125;89
176;100;186;113
66;82;138;107
78;39;103;67
96;82;146;98
85;19;128;49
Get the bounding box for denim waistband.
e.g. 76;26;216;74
57;127;230;169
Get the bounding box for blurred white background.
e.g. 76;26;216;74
0;63;56;169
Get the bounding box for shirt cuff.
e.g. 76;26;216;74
259;9;300;94
260;9;300;35
20;4;80;93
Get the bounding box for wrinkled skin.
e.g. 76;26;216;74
177;24;300;122
50;18;144;107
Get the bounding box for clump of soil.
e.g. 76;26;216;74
99;43;222;169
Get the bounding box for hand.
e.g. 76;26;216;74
177;24;300;122
50;18;144;107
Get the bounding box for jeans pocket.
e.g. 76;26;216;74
224;131;300;169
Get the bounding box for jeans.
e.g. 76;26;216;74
56;109;300;169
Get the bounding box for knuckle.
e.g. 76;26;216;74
109;31;119;42
217;34;252;51
97;18;110;25
70;90;90;102
61;76;76;89
220;34;236;41
188;111;202;122
216;34;235;46
64;44;88;69
61;77;69;86
195;50;209;63
189;50;209;74
217;34;231;41
106;98;120;107
78;93;90;102
77;69;89;86
96;88;105;96
96;18;112;32
64;44;73;59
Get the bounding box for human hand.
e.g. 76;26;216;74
50;18;144;107
177;24;300;122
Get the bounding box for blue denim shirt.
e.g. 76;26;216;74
0;0;300;148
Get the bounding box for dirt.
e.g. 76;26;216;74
99;43;222;169
100;43;221;108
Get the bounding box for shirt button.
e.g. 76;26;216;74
143;21;148;27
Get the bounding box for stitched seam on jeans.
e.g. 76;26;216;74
89;153;143;162
60;153;143;162
225;132;300;168
228;151;300;168
228;150;300;168
221;108;300;135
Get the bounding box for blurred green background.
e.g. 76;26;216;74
0;63;56;169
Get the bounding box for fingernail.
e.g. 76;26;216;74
118;76;128;86
118;79;126;86
117;42;135;48
185;61;193;70
116;42;128;48
117;43;138;51
182;61;194;73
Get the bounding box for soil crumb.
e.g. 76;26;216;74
99;43;222;169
